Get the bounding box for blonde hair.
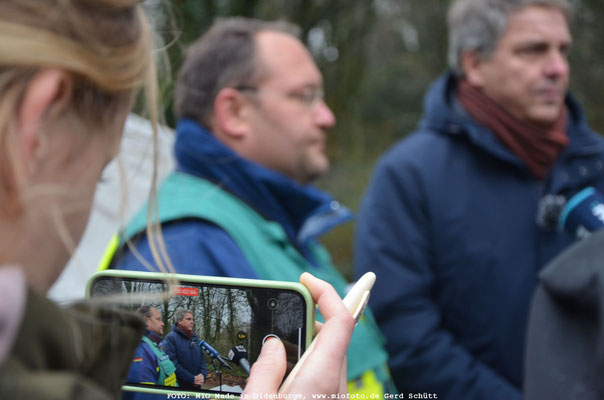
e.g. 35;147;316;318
0;0;177;276
0;0;155;195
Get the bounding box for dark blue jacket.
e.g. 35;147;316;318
354;72;604;399
113;119;352;278
162;325;207;389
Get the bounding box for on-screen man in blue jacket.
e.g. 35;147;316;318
162;309;207;391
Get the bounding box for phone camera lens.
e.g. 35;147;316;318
267;298;278;309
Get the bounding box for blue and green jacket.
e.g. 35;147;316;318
125;330;177;392
108;119;393;394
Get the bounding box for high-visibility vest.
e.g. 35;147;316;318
103;172;394;396
141;336;178;387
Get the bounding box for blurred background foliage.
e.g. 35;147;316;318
148;0;604;280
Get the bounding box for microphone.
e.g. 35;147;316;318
199;340;233;370
557;187;604;239
227;345;251;375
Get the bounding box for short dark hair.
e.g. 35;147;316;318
173;17;301;128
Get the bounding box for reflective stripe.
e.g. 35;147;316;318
98;234;119;271
164;372;177;387
347;369;384;397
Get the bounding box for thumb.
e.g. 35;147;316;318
242;339;286;394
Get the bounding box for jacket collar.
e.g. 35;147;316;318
145;330;162;345
173;118;352;247
172;325;197;340
421;71;604;174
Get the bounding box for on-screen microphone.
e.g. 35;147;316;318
199;340;233;370
558;187;604;239
227;345;251;375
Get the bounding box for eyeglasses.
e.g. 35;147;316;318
235;85;325;107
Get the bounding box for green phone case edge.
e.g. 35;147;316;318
86;269;316;399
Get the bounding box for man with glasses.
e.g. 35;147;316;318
107;17;393;395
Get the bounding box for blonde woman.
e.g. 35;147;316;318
0;0;352;398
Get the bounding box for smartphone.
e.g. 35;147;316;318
86;270;315;397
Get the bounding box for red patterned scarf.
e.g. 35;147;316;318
457;80;569;180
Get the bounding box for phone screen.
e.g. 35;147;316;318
89;276;309;395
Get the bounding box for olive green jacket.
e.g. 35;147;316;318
0;288;145;400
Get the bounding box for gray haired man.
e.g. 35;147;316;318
356;0;604;399
161;309;207;389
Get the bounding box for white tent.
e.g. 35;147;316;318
48;114;175;302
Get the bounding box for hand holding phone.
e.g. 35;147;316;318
243;272;363;395
87;270;314;396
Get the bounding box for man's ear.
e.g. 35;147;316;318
212;87;251;140
17;69;73;174
461;51;486;88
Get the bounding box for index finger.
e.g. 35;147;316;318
299;272;351;320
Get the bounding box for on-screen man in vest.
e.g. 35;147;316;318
126;306;177;394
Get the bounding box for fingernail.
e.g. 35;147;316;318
300;272;317;284
262;337;280;351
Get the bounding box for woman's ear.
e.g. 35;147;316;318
17;69;73;175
